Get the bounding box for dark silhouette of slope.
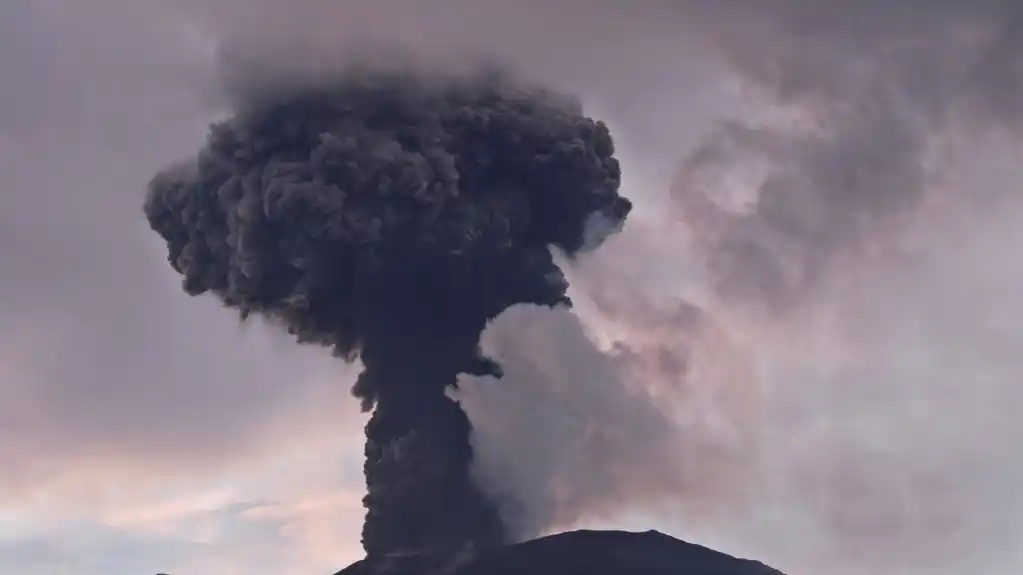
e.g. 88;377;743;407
335;529;786;575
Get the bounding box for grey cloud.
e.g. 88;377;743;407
672;105;927;309
668;0;1022;311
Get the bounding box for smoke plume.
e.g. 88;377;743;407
143;56;631;556
450;2;1023;572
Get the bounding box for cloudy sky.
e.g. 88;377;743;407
2;1;1022;574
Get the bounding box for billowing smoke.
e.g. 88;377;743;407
451;1;1023;572
143;56;631;556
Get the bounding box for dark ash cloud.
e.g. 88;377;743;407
144;53;630;555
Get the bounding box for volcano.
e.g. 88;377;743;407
335;529;787;575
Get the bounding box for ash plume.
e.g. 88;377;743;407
444;2;1023;571
143;57;631;556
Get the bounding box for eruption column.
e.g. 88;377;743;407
143;67;631;555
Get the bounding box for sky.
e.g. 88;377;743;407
2;1;1022;574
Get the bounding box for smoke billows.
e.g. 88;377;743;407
143;58;630;555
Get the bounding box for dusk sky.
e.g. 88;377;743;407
3;1;1022;574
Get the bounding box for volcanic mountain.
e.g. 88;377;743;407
335;529;787;575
